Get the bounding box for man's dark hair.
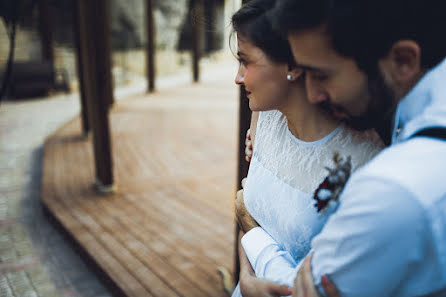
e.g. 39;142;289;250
232;0;295;66
273;0;446;74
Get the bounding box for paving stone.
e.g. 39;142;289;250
4;191;23;219
26;266;61;297
6;270;38;297
0;274;15;297
0;226;17;262
0;167;25;190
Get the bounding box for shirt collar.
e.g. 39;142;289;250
392;58;446;144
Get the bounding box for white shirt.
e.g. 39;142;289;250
242;58;446;297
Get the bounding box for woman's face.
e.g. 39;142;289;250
235;34;291;111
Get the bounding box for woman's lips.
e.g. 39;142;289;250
246;90;252;97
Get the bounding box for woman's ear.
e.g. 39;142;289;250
286;67;304;82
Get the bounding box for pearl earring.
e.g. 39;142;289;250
287;74;292;81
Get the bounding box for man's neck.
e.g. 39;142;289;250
374;113;394;146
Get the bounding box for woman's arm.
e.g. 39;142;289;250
239;235;293;297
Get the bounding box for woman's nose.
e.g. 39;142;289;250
235;68;245;85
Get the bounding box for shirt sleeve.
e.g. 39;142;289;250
310;177;426;297
241;227;303;287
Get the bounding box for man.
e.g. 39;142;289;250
236;0;446;296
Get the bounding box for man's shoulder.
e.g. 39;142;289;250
349;136;446;207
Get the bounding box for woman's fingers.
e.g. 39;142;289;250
241;178;247;189
245;129;253;162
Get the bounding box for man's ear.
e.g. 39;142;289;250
380;40;421;86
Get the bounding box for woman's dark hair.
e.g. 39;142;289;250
231;0;295;66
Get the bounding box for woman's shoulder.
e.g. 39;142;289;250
258;110;284;125
256;110;287;140
331;126;385;171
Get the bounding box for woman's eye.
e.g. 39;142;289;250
238;58;248;66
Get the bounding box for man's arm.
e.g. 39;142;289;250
239;178;423;297
307;178;424;297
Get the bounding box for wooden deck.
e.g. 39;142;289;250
41;80;239;297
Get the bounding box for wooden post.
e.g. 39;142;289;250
73;0;89;135
234;0;252;282
76;0;115;193
234;86;251;282
192;0;204;82
146;0;156;92
38;0;54;64
204;0;215;52
97;0;114;108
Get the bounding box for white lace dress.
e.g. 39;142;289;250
232;110;383;297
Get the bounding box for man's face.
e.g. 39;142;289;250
288;26;396;130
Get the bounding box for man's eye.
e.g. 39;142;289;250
310;72;329;81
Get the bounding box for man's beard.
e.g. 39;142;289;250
348;70;396;131
319;70;396;132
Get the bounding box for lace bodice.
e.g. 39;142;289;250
244;110;383;262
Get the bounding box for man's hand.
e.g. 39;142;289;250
241;274;293;297
239;242;292;297
235;188;259;233
245;128;253;162
293;254;340;297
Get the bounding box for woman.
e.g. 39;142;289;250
229;0;384;296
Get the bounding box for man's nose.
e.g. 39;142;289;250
305;77;328;104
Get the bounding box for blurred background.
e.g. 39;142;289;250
0;1;248;297
0;0;241;99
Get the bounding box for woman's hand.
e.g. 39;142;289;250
235;188;259;233
245;128;253;162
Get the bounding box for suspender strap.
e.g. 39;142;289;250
412;127;446;140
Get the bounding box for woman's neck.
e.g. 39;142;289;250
279;86;340;142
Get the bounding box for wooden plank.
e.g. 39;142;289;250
43;138;150;297
42;82;238;297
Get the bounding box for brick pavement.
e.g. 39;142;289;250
0;95;113;297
